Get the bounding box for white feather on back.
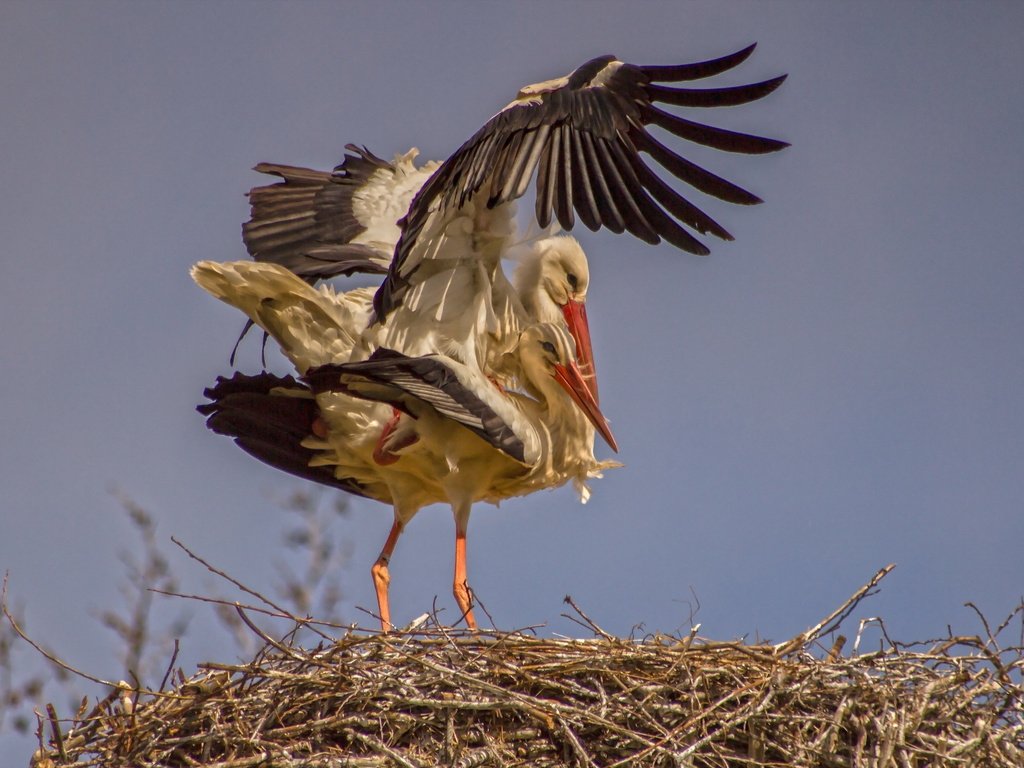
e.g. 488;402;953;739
350;149;440;260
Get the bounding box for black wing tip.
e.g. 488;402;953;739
303;351;411;395
367;347;409;363
334;144;392;175
662;235;710;256
644;73;788;110
716;40;758;63
748;72;788;102
639;42;762;83
394;42;785;273
758;137;791;154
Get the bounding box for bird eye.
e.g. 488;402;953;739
567;273;579;291
541;340;557;356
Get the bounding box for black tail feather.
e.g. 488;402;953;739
198;372;372;498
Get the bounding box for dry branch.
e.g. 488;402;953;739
18;569;1024;767
28;628;1023;766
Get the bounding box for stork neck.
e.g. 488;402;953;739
514;251;560;325
540;380;594;439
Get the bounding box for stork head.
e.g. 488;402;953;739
518;323;617;453
515;236;599;403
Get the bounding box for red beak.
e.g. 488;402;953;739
561;299;599;405
554;360;619;453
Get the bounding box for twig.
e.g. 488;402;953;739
348;729;423;768
558;717;599;768
965;601;999;651
776;564;896;655
46;703;66;762
2;591;118;688
170;536;332;641
473;590;498;631
992;598;1024;642
159;638;180;692
151;588;346;631
234;605;309;663
562;595;613;640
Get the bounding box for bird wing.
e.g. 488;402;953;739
305;349;538;466
374;43;788;322
242;145;438;281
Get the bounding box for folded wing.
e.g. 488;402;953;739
305;348;535;465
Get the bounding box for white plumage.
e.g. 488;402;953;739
197;44;786;628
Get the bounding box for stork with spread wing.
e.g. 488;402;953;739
240;43;786;398
196;45;786;628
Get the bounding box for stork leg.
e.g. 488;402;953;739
370;514;404;632
452;503;477;629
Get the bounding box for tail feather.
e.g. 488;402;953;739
198;372;373;498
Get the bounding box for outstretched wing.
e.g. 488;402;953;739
376;43;787;321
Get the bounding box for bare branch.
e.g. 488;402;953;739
776;563;896;655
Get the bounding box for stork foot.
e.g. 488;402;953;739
371;558;392;632
453;579;477;630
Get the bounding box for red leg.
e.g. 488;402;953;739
452;526;477;629
370;517;403;632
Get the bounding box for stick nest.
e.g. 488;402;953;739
32;609;1024;768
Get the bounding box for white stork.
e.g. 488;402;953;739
197;44;787;628
194;260;617;629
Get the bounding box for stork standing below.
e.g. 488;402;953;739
194;260;617;629
305;322;617;629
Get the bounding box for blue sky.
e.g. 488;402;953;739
2;0;1022;751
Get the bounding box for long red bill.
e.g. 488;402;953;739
561;299;599;405
554;360;619;453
